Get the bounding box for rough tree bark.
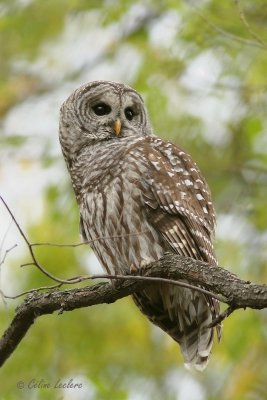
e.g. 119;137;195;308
0;252;266;368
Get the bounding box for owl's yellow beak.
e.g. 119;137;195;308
113;119;122;136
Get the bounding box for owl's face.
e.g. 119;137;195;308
59;81;152;161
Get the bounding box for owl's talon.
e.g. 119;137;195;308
130;263;138;274
139;258;155;275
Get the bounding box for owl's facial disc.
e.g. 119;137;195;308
60;81;153;153
90;97;142;139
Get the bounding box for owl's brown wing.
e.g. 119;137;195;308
130;137;221;370
141;137;217;267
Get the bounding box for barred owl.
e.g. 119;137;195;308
59;80;221;370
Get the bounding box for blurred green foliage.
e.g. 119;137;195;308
0;0;267;399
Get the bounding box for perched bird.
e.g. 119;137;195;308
59;80;221;370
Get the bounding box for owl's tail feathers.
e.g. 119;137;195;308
179;318;214;371
133;285;218;371
164;287;215;371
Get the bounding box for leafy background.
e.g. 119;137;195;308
0;0;267;399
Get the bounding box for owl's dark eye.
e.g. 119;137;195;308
92;103;111;116
125;107;135;121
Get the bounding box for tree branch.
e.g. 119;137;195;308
0;253;267;368
188;1;267;50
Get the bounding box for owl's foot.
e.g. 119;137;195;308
140;257;155;268
129;258;155;276
130;263;138;274
111;258;155;289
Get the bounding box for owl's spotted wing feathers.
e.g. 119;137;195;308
143;138;215;231
128;137;221;369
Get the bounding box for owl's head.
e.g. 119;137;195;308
59;80;153;161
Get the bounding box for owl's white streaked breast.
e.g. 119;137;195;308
74;136;164;274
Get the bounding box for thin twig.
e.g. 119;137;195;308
0;273;226;303
30;230;150;248
0;283;63;300
188;2;267;50
0;221;18;306
0;196;72;284
207;305;235;328
235;0;267;49
90;274;227;303
0;244;17;268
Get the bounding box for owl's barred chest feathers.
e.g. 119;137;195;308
59;80;221;371
71;136;165;274
71;136;144;200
